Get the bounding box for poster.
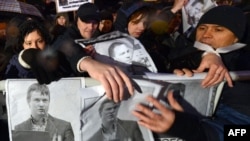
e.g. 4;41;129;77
182;0;217;33
55;0;93;13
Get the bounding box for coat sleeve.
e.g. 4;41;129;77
165;111;220;141
52;29;89;74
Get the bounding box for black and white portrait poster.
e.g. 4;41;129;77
75;31;158;74
182;0;217;33
79;79;172;141
55;0;92;13
5;78;85;141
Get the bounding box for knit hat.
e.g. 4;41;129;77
119;0;149;18
197;5;246;41
77;3;100;22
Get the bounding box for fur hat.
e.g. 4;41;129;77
197;5;246;41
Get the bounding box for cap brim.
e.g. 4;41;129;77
79;15;100;22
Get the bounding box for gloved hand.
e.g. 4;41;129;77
18;48;72;84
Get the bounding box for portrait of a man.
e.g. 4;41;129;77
108;41;134;65
184;0;204;27
14;83;74;141
88;98;144;141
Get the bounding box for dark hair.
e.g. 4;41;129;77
16;19;51;53
4;16;30;54
114;0;153;33
191;0;204;6
128;6;152;26
98;99;120;117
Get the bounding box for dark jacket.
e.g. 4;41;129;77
15;114;74;141
4;54;35;79
218;48;250;116
176;47;250;116
88;118;144;141
52;25;89;74
165;46;250;141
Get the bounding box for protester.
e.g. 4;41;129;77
94;10;114;36
114;0;154;38
114;0;232;87
21;2;134;103
142;0;189;72
133;5;250;141
50;12;70;43
4;19;52;79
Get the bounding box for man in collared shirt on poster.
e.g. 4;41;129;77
14;83;74;141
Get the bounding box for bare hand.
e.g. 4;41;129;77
80;57;134;103
171;0;188;13
132;91;183;133
173;53;233;88
173;68;193;77
194;53;233;88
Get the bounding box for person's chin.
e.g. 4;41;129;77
133;34;141;38
83;32;94;39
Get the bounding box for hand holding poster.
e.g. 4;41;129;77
75;31;158;74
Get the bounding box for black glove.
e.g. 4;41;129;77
19;48;72;84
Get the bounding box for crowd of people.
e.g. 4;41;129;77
0;0;250;141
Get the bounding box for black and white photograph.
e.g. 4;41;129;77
6;78;85;141
182;0;217;33
59;0;68;6
55;0;92;13
78;78;197;141
144;72;224;116
75;31;158;75
79;79;175;141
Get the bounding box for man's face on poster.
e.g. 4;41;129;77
112;44;133;64
28;91;50;117
101;102;120;124
185;1;203;26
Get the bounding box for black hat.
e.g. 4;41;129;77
197;5;246;41
77;3;100;22
100;10;113;21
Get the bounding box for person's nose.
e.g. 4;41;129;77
138;22;146;31
202;29;212;38
38;100;45;106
